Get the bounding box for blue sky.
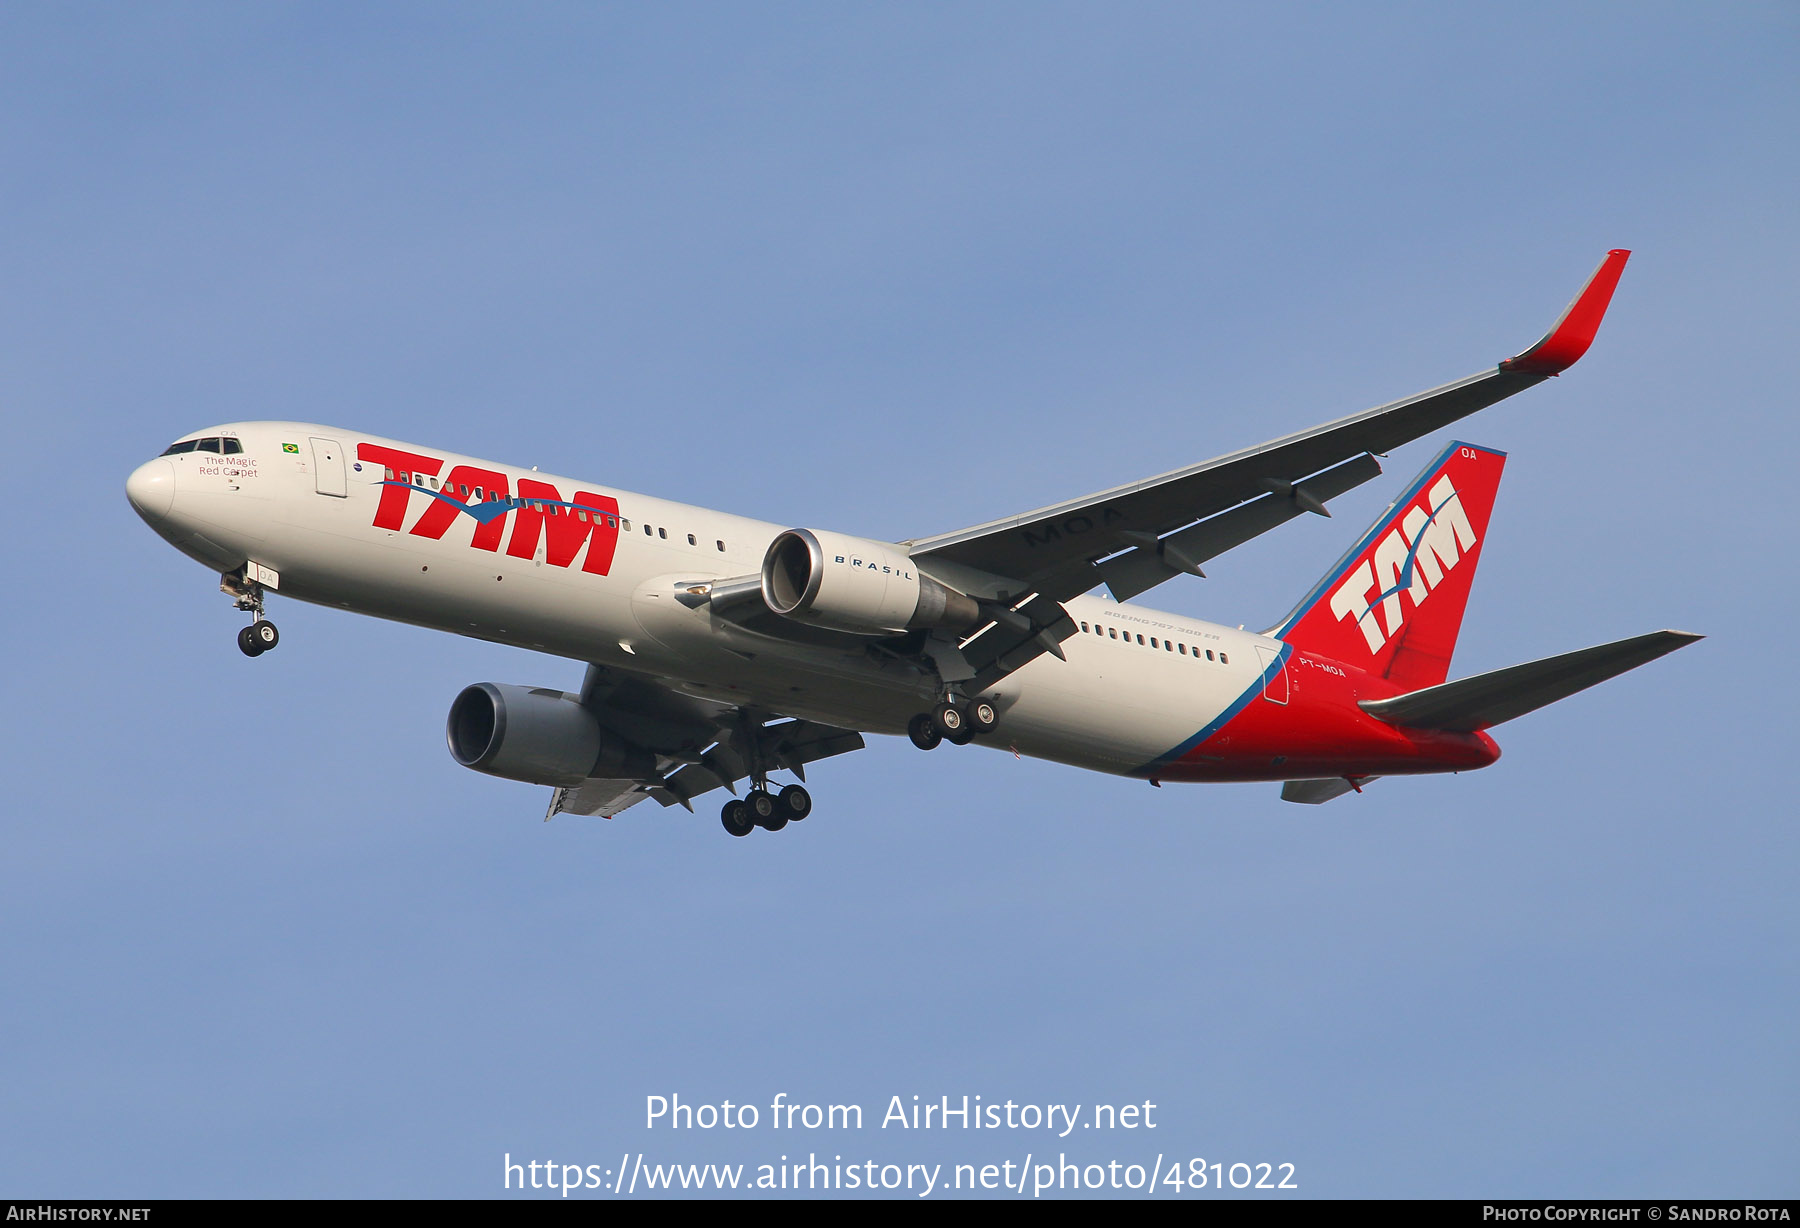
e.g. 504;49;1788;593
1;1;1794;1198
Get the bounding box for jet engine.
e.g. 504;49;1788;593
761;528;981;636
446;683;654;786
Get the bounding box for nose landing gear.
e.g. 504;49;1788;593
237;621;280;657
223;568;280;658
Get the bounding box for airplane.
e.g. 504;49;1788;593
125;249;1698;835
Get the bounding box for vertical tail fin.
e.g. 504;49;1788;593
1271;441;1505;690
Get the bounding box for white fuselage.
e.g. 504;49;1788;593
128;422;1294;781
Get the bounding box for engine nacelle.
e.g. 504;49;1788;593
761;528;981;636
446;683;654;787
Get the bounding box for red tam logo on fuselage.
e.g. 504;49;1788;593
355;442;621;576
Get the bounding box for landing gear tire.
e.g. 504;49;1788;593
747;789;785;831
776;784;812;822
721;799;755;838
945;724;975;746
931;702;965;739
966;699;998;734
250;620;279;653
908;714;943;751
237;625;264;657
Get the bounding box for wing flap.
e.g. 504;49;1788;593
955;592;1080;692
644;718;866;810
1098;453;1383;602
547;778;654;819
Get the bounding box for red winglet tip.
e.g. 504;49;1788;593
1499;249;1631;375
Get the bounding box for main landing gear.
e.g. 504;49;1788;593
715;711;818;838
907;697;998;750
223;568;281;658
719;783;811;837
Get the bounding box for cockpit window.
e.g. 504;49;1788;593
159;436;243;457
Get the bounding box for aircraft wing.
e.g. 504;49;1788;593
909;251;1630;604
546;664;865;820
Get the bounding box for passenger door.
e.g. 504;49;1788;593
1254;644;1290;705
310;437;347;497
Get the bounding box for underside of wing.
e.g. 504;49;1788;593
544;664;865;820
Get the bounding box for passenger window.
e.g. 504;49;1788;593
687;533;696;546
1220;653;1229;665
1108;628;1117;639
1179;643;1186;655
196;437;221;453
1150;638;1158;649
622;520;631;532
716;540;725;551
1136;634;1144;645
1165;640;1173;651
1080;622;1089;633
658;527;667;539
222;438;242;455
1206;650;1215;661
473;487;483;500
644;524;653;535
386;468;396;481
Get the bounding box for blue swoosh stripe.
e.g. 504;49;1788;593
379;481;610;527
1140;641;1292;772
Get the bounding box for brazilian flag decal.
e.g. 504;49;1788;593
282;442;299;453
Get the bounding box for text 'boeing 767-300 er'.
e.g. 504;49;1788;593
127;250;1697;834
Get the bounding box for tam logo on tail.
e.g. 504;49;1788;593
1278;443;1505;689
1328;471;1477;651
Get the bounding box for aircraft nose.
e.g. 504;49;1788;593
126;458;176;522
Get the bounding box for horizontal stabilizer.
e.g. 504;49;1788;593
1359;630;1701;732
1281;776;1377;804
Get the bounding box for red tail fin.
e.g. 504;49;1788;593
1272;442;1505;690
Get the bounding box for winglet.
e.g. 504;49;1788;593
1499;249;1631;375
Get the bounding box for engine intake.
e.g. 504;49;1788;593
447;683;654;786
762;528;980;636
